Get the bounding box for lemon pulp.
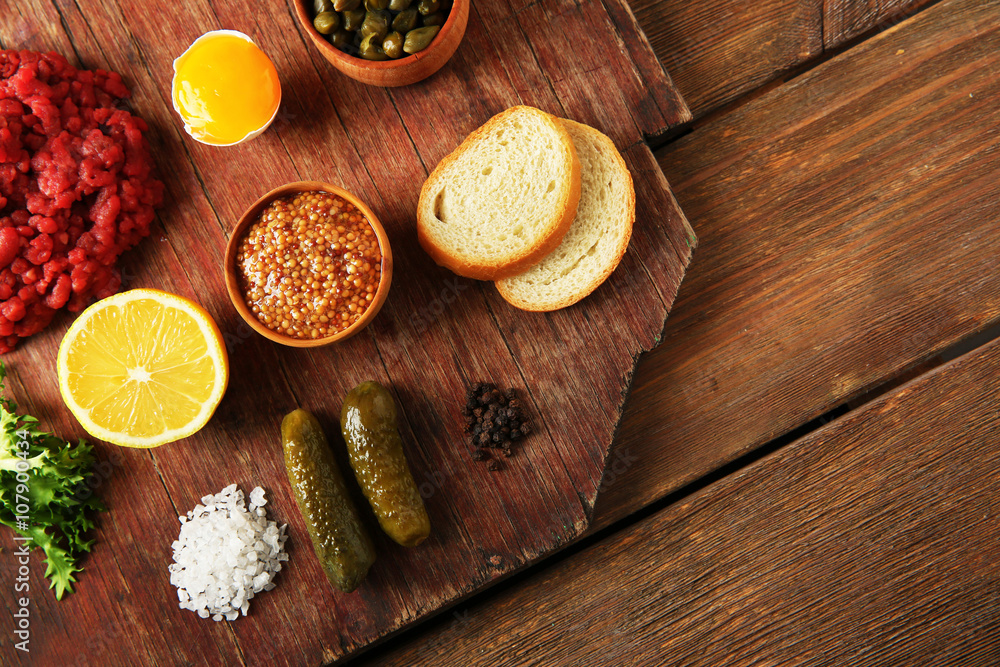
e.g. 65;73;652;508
58;289;229;448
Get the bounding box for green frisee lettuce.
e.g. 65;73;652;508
0;365;105;599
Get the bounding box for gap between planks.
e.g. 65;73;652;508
345;279;1000;667
645;0;950;152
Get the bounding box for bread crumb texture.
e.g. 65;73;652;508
417;106;580;280
496;119;634;311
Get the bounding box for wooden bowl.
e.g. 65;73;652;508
224;181;393;348
293;0;469;87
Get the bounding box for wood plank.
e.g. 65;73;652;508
631;0;935;120
825;0;937;45
356;322;1000;666
594;0;1000;527
631;0;823;118
0;0;692;663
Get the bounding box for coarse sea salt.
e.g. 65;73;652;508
169;484;288;621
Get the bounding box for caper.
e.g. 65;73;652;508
333;0;360;9
402;25;439;54
364;0;389;9
388;0;411;10
342;7;366;31
330;29;352;50
392;7;419;33
359;33;389;60
314;0;334;14
421;11;445;27
416;0;440;15
382;31;404;58
360;10;391;39
313;11;340;34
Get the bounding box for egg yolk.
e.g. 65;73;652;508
172;34;281;146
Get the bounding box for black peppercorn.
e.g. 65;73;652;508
463;382;532;468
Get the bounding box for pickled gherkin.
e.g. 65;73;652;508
282;409;375;592
341;381;431;547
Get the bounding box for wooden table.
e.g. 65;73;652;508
5;0;1000;664
352;0;1000;663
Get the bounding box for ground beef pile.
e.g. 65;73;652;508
0;50;163;353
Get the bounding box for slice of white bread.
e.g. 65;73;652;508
495;120;635;312
416;106;582;281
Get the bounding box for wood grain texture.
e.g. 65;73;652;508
594;0;1000;528
0;0;692;663
357;332;1000;666
631;0;823;117
825;0;937;45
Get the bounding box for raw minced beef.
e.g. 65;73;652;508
0;49;163;353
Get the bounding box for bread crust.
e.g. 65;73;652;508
416;106;581;281
495;120;635;311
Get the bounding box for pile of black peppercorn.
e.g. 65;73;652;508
462;382;531;470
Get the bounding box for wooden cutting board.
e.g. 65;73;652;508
0;0;694;663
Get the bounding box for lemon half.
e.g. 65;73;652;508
57;289;229;448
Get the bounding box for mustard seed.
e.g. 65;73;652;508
237;191;382;340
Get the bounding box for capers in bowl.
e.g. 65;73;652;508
361;10;391;39
403;25;439;54
308;0;450;58
343;8;366;31
421;11;445;27
382;31;405;59
314;11;340;34
416;0;440;15
331;29;352;49
359;33;390;60
392;8;418;33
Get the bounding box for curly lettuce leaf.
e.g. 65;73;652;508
0;364;106;599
